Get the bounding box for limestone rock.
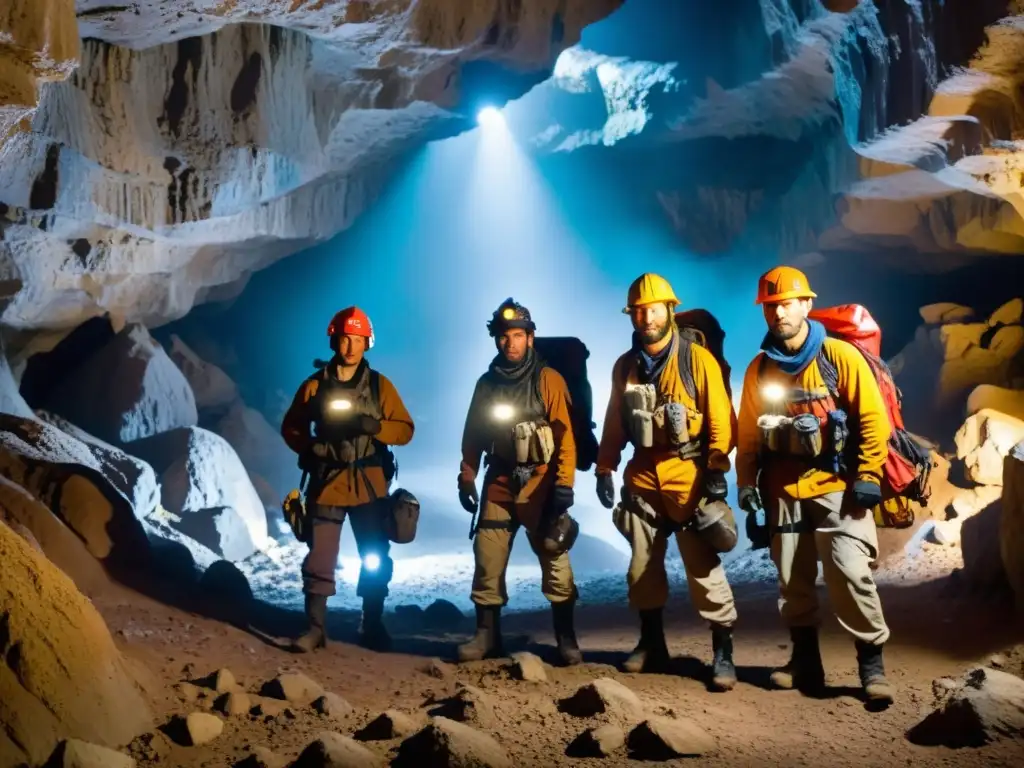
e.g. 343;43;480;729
920;303;975;325
394;717;512;768
990;298;1024;326
168;335;239;416
930;519;963;546
950;484;1004;518
627;717;716;759
313;693;355;718
210;667;239;694
1001;441;1024;609
47;738;136;768
38;323;198;445
355;710;421;741
183;712;223;746
262;672;324;704
420;658;453;680
961;501;1007;591
559;678;644;718
214;400;296;500
236;745;288;768
422;598;466;629
568;724;626;757
292;731;384;768
215;691;251;717
968;385;1024;423
128;426;268;558
509;651;548;682
955;409;1024;486
0;522;153;766
908;666;1024;747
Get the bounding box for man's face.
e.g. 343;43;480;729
764;298;811;341
497;328;532;363
338;334;367;365
630;302;672;345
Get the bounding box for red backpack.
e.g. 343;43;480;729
809;305;933;526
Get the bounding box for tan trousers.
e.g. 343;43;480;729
769;490;890;644
616;498;738;626
471;499;576;607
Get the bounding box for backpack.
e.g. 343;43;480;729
532;337;600;471
674;308;734;400
809;305;933;527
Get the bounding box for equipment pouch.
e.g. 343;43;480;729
624;383;657;413
629;410;654;448
531;422;555;464
388;489;420;544
790;412;823;457
282;489;310;544
757;414;791;453
663;402;688;445
514;421;536;465
823;408;849;473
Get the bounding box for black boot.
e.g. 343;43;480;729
458;605;503;662
710;624;737;692
358;597;392;652
551;599;583;666
290;594;328;653
770;626;825;694
622;609;671;673
855;640;894;705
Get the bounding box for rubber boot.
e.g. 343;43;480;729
358;597;392;652
551;599;583;666
622;609;671;673
710;624;737;692
770;626;826;694
290;594;328;653
458;605;503;662
855;640;895;705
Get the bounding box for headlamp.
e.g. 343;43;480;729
328;398;352;412
502;307;516;320
761;383;787;404
363;553;381;572
491;403;514;422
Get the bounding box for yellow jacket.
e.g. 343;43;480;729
736;337;889;499
596;329;734;522
281;368;414;507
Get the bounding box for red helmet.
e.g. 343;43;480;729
327;306;374;350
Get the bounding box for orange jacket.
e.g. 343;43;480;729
460;366;576;504
596;330;734;522
735;337;889;500
281;367;414;507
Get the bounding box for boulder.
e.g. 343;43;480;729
990;298;1024;327
313;692;355;718
968;385;1024;422
0;476;109;595
128;426;268;559
907;666;1024;747
919;303;975;325
950;485;1003;518
182;712;223;746
215;691;251;717
215;400;296;500
509;651;548;682
0;521;153;766
355;710;421;741
394;717;512;768
430;685;496;729
567;724;626;757
168;334;239;417
627;717;716;759
955;409;1024;486
0;411;151;562
422;598;465;630
1001;442;1024;610
261;672;324;704
0;353;34;418
291;731;384;767
47;739;137;768
37;323;198;445
236;746;288;768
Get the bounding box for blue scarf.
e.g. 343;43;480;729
761;319;826;375
633;330;674;384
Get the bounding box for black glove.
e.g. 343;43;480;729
852;479;882;509
596;474;615;510
551;485;574;512
745;508;770;550
354;414;382;436
458;481;479;513
737;486;762;514
704;470;728;501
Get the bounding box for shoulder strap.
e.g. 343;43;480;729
816;342;840;402
369;369;381;406
675;332;696;401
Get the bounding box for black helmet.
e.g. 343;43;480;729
540;512;579;556
487;297;536;337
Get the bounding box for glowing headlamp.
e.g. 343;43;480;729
363;553;381;572
492;403;514;422
328;398;352;412
502;307;516;319
761;383;787;404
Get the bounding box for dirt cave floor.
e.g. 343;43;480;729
94;571;1024;768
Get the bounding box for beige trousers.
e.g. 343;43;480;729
769;490;890;644
616;499;738;626
471;499;576;607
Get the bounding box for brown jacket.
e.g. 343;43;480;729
281;364;414;507
460;366;576;508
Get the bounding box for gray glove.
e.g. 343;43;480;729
596;474;615;509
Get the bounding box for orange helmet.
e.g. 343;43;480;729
755;265;817;305
327;306;374;350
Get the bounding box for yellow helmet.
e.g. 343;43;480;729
755;265;817;305
623;272;680;314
